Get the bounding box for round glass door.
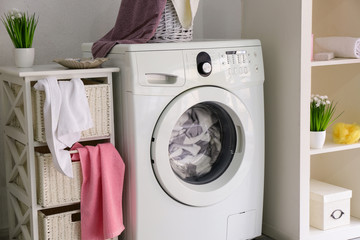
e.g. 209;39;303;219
169;102;237;185
151;86;254;206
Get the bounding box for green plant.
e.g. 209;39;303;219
310;94;342;131
1;9;38;48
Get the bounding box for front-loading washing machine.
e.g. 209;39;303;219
83;40;265;240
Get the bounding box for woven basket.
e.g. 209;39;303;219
33;84;111;143
38;205;81;240
36;151;81;207
149;0;193;43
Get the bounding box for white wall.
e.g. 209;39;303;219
201;0;242;39
0;0;242;236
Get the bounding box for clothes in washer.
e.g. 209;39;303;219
169;105;221;179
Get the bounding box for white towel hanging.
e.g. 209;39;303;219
34;78;93;177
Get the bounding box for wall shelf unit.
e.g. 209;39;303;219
242;0;360;239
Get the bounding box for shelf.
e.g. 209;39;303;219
312;58;360;67
310;134;360;155
308;217;360;240
0;64;119;78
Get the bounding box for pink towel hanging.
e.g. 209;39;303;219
71;142;125;239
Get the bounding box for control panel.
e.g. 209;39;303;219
220;50;252;77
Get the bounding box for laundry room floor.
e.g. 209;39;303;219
255;235;274;240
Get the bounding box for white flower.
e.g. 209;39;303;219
8;8;23;19
311;93;334;108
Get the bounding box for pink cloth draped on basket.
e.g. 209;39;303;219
92;0;167;58
71;142;125;240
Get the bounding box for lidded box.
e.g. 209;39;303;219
310;179;352;230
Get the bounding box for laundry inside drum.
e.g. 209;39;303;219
168;102;237;185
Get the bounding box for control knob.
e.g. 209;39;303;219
196;52;212;77
199;62;212;75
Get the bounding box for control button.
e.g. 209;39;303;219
197;52;212;77
201;62;212;74
244;67;248;74
239;54;244;64
233;55;237;64
239;67;243;74
227;55;231;64
237;55;242;64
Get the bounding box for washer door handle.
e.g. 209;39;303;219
145;73;177;85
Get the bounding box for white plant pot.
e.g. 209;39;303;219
14;48;35;68
310;131;326;149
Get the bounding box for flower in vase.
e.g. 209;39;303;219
1;9;39;48
310;94;342;132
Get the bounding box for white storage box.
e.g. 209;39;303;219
310;179;352;230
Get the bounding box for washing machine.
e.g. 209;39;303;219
82;40;265;240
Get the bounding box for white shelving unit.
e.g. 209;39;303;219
312;58;360;67
242;0;360;239
0;65;119;240
310;134;360;156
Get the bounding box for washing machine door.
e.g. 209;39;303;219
151;86;255;207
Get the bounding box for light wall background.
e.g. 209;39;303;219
0;0;242;237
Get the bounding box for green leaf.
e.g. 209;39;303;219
1;11;38;48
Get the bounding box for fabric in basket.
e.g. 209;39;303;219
92;0;167;58
34;78;93;178
71;143;125;240
171;0;200;29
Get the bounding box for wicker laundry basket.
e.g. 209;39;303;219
36;151;82;207
38;204;81;240
149;0;193;43
33;84;111;143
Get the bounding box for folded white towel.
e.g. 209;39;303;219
315;37;360;58
34;78;93;177
171;0;200;29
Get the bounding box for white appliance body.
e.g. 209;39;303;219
82;40;265;240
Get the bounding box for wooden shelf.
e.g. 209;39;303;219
312;58;360;67
310;134;360;155
0;65;117;239
308;217;360;240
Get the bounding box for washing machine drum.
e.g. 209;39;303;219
151;87;255;207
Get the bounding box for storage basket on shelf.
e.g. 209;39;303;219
149;0;193;43
33;83;111;142
38;204;81;240
36;151;81;207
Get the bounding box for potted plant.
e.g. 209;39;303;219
310;94;342;149
1;9;39;67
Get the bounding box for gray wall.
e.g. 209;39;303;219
0;0;242;236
